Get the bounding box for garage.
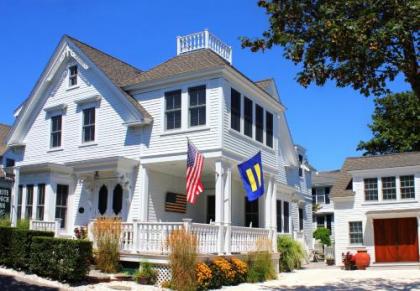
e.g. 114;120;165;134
374;218;419;263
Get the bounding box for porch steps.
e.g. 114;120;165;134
369;262;420;270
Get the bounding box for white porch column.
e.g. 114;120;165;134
215;160;225;255
45;184;55;221
271;182;278;252
139;164;149;222
11;167;20;227
32;184;38;220
264;177;273;229
224;164;232;255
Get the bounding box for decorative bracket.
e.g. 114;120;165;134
46;45;89;82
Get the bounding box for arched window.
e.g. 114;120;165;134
113;184;123;215
98;185;108;215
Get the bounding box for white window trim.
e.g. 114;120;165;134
188;85;207;128
81;107;96;144
67;64;79;90
349;221;364;245
50;114;63;149
163;89;182;131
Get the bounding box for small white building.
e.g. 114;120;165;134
331;152;420;265
6;31;313;261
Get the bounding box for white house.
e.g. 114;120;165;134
6;31;313;261
331;152;420;265
312;170;339;237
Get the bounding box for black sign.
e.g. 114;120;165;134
0;188;11;218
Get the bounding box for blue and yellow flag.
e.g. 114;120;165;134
237;152;264;201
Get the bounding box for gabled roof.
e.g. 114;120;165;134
331;152;420;198
255;79;273;93
312;170;340;187
0;124;11;156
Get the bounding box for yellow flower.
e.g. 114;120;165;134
231;257;248;275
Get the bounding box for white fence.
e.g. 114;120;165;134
30;219;61;237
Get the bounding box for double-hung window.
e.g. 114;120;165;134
382;176;396;200
55;184;68;228
266;111;273;147
165;90;181;130
349;221;363;244
276;200;282;232
36;184;45;220
244;97;253;138
69;65;78;87
189;85;206;127
283;201;290;233
299;208;304;231
364;178;378;201
230;89;241;131
25;185;34;219
255;104;264;143
51;115;62;148
400;175;415;199
82;108;95;143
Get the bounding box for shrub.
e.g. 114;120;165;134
277;235;305;272
134;262;157;285
196;262;212;290
212;257;236;286
16;219;30;230
30;236;92;282
313;227;331;246
9;229;54;270
166;228;198;291
92;217;122;273
0;215;11;227
0;227;13;265
247;238;277;283
230;257;248;284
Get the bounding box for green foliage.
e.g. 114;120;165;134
134;262;157;285
16;219;30;230
0;227;13;265
357;91;420;155
30;236;92;282
241;1;420;98
246;251;277;283
0;216;11;227
9;229;54;270
313;227;331;246
277;235;305;272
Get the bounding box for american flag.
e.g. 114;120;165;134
186;140;204;204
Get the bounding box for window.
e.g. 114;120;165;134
189;85;206;127
326;214;333;232
82;107;95;143
36;184;45;220
165;90;182;130
312;188;316;204
276;200;282;232
314;187;329;204
364;178;378;201
25;185;34;219
50;115;62;148
98;185;108;215
298;154;303;177
5;159;14;167
69;65;78;86
299;208;304;231
55;184;68;228
349;221;363;244
245;198;259;227
400;175;415;199
230;89;241;131
244;97;253;138
382;176;396;200
255;104;264;142
266;111;273;147
112;184;123;215
283;201;290;233
17;185;22;220
317;216;325;228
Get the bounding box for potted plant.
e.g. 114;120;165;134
134;262;157;285
342;252;355;270
325;255;335;266
354;249;370;270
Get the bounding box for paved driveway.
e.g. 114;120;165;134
223;267;420;291
0;274;59;291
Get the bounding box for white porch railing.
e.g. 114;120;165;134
177;30;232;64
230;226;271;253
190;222;219;254
30;219;61;237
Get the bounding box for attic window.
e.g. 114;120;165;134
69;65;78;86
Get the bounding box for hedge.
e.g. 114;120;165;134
0;227;14;265
9;229;54;270
30;236;92;282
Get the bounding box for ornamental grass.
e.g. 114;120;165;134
92;217;122;273
167;228;198;291
247;237;277;283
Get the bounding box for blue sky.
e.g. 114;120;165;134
0;0;410;170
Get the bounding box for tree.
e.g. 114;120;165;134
241;1;419;98
313;227;331;246
357;91;420;155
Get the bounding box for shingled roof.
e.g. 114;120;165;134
312;170;340;187
331;152;420;198
0;124;11;156
66;36;152;120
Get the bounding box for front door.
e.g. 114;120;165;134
95;182;125;218
374;218;419;262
